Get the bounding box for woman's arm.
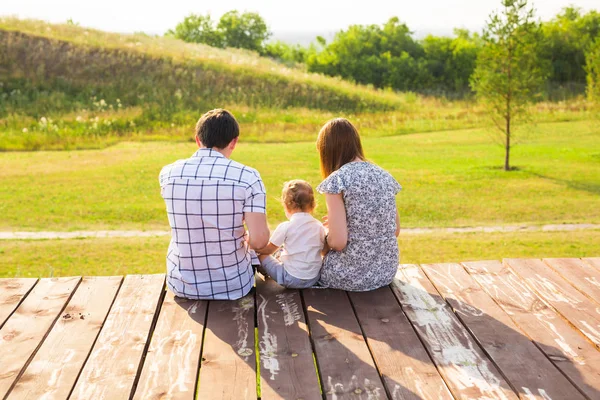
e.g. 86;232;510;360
324;193;348;251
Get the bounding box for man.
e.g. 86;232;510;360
159;109;270;300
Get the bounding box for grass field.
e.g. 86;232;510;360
1;119;599;277
1;230;598;278
1;120;598;231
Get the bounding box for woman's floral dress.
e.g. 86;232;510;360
317;161;401;291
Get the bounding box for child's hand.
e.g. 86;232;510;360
322;216;329;229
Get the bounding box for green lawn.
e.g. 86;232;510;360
1;230;598;277
1;120;599;232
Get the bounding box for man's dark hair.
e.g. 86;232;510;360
195;109;240;149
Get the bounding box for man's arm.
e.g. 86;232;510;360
244;212;270;250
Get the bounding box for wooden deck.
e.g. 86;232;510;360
1;258;599;399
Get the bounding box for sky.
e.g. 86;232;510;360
2;0;598;42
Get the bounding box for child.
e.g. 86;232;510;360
255;180;326;288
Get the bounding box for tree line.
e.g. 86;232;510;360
168;5;600;100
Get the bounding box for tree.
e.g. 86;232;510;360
166;14;223;48
305;18;427;90
539;7;600;86
471;0;546;171
167;11;270;53
587;39;600;103
217;11;270;53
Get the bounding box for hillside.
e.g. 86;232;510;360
0;18;592;151
0;17;403;114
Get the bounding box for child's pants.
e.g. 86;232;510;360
258;255;320;289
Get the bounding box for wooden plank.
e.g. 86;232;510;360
197;293;256;400
256;277;321;400
543;258;600;304
0;277;80;397
349;287;453;400
303;288;387;399
0;278;37;328
583;257;600;271
133;291;208;400
464;260;600;400
8;276;122;400
505;258;600;348
70;274;165;400
423;263;585;400
391;265;517;400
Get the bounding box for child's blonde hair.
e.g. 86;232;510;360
282;180;316;213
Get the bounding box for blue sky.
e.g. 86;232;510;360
2;0;598;41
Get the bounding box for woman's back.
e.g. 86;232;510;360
317;161;401;291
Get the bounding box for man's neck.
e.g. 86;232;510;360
200;146;230;159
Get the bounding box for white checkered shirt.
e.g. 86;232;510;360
159;148;266;300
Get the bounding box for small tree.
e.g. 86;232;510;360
167;11;270;53
587;39;600;103
471;0;546;171
217;11;270;53
166;14;223;48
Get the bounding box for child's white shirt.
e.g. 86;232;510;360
270;212;326;279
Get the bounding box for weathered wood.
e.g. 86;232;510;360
583;257;600;271
70;274;165;400
256;277;321;400
464;260;600;399
423;263;585;400
197;293;256;400
133;291;208;400
505;258;600;348
0;277;80;398
391;265;517;400
349;287;453;400
303;288;387;400
8;276;122;400
543;258;600;303
0;278;37;329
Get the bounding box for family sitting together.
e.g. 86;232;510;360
159;109;401;300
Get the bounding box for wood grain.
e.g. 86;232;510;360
543;258;600;303
583;257;600;271
349;287;453;400
464;260;600;399
197;293;256;400
424;262;585;400
505;258;600;348
256;277;321;400
133;291;208;400
0;278;38;329
303;288;387;400
0;277;80;398
391;265;517;400
8;276;122;400
70;274;165;400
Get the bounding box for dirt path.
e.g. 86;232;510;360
0;224;598;240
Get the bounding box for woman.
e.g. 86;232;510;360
317;118;401;291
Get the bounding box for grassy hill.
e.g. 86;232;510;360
0;18;408;113
0;18;594;151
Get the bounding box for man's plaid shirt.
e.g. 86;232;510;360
159;148;266;300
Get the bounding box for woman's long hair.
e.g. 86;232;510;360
316;118;365;178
